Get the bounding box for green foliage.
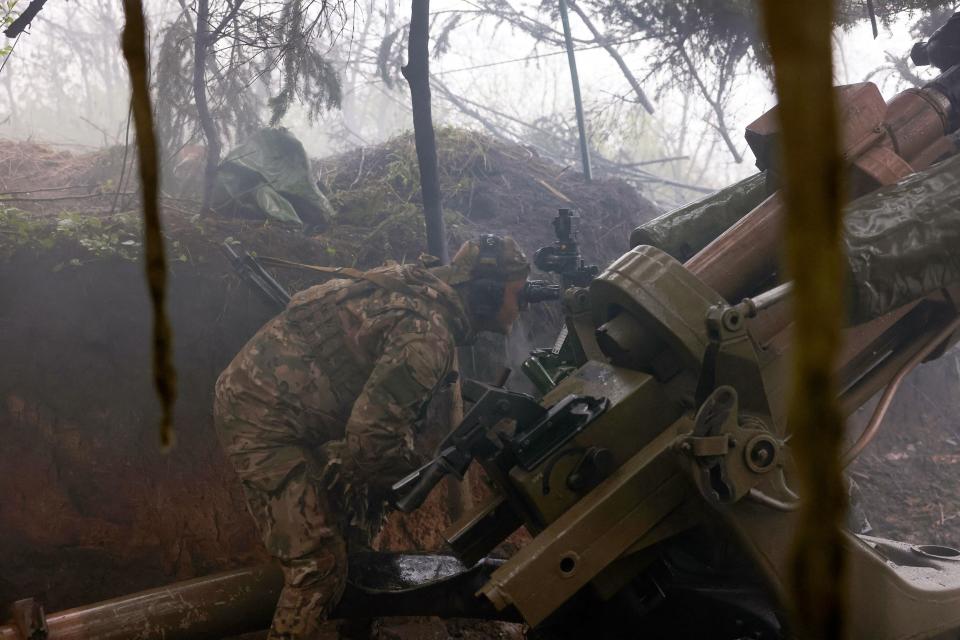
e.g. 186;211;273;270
2;0;18;26
324;128;474;230
1;0;19;58
315;128;481;265
154;1;344;155
154;15;262;156
592;0;955;86
268;0;342;126
55;212;142;262
0;205;51;260
0;207;143;265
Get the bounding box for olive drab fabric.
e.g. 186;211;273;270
214;263;471;640
629;172;774;262
843;151;960;324
211;127;336;229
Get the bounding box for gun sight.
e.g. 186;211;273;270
521;280;560;305
533;208;599;289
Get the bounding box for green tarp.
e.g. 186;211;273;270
629;172;774;262
212;128;335;229
629;157;960;324
844;153;960;324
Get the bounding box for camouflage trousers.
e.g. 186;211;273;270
216;413;348;639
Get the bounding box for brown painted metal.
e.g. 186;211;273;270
0;566;282;640
686;81;954;304
910;135;958;170
744;83;887;172
684;192;784;302
884;88;951;164
849;144;915;193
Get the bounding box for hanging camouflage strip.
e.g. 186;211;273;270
120;0;177;448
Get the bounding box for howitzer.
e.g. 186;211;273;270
394;20;960;639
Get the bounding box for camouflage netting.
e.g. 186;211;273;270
0;129;655;622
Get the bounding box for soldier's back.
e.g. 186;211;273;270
215;264;465;450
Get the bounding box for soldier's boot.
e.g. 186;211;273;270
268;553;347;640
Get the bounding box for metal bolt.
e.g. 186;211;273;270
722;309;742;331
751;447;771;465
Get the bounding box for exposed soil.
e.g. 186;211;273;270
848;350;960;547
315;128;655;271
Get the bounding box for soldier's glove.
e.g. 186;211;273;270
315;439;391;540
315;439;360;491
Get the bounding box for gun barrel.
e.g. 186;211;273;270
685;76;958;303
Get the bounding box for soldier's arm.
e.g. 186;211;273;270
333;312;454;489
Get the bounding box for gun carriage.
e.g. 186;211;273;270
391;15;960;638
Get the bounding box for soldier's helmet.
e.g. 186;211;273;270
447;234;530;286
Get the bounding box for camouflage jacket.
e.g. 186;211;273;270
216;263;471;530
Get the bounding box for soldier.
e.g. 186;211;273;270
214;235;532;639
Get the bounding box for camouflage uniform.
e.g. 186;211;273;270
215;263;471;638
214;238;529;639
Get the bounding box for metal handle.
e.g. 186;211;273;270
392;460;450;513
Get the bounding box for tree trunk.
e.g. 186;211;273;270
558;0;592;182
401;0;447;263
194;0;221;212
402;0;470;516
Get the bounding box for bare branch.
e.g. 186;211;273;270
208;0;244;43
566;0;654;114
120;0;177;449
4;0;50;38
677;42;743;163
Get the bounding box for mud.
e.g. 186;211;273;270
849;349;960;547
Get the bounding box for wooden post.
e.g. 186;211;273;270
558;0;593;182
401;0;447;263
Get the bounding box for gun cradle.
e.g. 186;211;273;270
446;244;960;638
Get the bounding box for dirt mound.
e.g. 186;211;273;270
317;127;657;269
